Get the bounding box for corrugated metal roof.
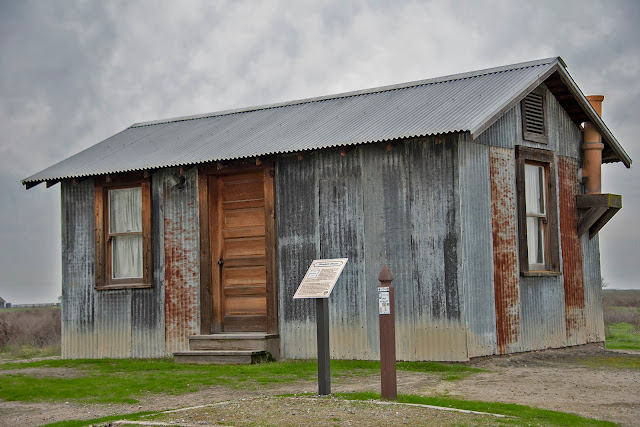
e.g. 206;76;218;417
22;57;631;186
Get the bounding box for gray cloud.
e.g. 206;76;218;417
2;0;639;303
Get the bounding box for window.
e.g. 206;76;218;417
516;146;559;274
525;163;547;270
95;175;152;289
521;89;548;144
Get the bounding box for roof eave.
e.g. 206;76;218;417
470;59;631;169
553;66;632;168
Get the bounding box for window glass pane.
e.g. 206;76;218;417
112;235;143;279
525;164;544;215
109;187;142;233
527;217;545;266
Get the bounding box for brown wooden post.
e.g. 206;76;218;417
378;266;397;400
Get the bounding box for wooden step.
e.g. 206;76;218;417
187;333;279;360
174;350;271;365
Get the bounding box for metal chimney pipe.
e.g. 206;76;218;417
582;95;605;194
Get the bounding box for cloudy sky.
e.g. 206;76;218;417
1;0;638;303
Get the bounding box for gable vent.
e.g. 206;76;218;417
521;90;548;144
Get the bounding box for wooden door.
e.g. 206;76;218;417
212;171;268;332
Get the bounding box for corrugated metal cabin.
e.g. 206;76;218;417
23;57;632;362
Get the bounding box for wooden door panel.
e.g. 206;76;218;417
223;208;266;229
222;176;264;201
213;170;269;332
224;297;267;315
223;237;266;258
224;266;266;286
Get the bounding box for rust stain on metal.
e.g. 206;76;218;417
490;147;520;354
164;187;200;353
558;157;586;337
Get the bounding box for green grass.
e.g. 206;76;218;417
605;322;640;350
339;392;615;426
0;358;480;404
396;360;484;380
41;411;154;427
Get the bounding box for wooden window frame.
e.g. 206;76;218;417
95;174;152;290
521;88;548;144
516;146;560;275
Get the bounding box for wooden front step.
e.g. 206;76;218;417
174;350;270;365
173;333;280;364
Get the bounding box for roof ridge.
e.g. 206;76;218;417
130;57;562;128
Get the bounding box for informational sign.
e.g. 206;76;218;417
293;258;348;299
378;287;390;314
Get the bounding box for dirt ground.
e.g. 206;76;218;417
0;343;638;426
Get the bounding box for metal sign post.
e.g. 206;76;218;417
378;265;397;400
316;297;330;395
293;258;348;396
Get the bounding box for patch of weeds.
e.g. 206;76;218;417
338;392;615;426
576;355;640;370
0;344;60;359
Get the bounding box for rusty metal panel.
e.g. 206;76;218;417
60;179;97;358
94;290;132;358
161;168;200;354
459;140;497;357
490;146;522;354
558;156;587;345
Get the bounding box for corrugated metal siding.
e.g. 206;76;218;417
61;179;96;358
582;234;605;342
407;135;466;361
130;171;167;358
276;152;320;357
26;60;580;185
489;146;522;354
474;105;518;149
552;93;583;160
61;170;199;358
276;137;467;362
317;149;368;358
94;290;132;357
459;141;497;357
558;156;587;345
361;142;414;360
161;168;200;354
519;275;566;350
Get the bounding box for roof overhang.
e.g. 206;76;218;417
469;57;631;168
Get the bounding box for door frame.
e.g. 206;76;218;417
198;159;278;334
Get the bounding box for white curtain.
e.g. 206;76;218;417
112;235;143;279
525;164;545;266
525;164;544;215
527;217;544;265
109;188;142;279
